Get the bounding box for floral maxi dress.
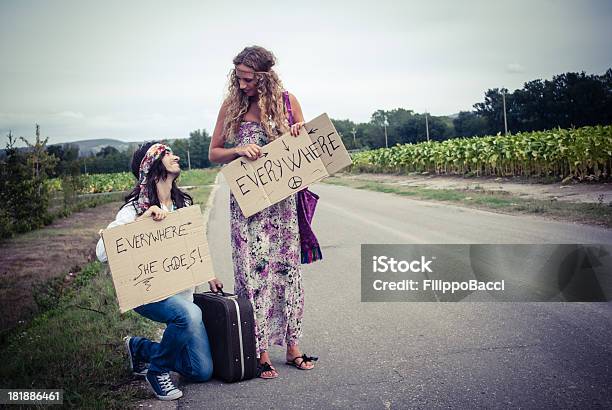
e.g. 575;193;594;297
229;121;304;355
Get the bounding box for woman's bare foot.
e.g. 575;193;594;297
286;345;317;370
258;351;278;379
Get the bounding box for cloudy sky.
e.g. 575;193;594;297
1;0;611;146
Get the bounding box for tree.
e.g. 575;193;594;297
47;143;79;177
473;88;510;135
453;111;489;137
363;108;453;147
474;70;612;134
331;119;361;150
0;126;57;237
188;129;211;168
82;145;131;174
169;138;188;169
96;145;119;157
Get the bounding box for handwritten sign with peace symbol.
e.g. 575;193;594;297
221;113;353;217
288;175;303;190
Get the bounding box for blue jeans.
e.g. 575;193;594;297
131;295;213;381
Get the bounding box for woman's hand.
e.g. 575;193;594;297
138;205;167;221
290;121;305;137
208;278;224;293
235;144;262;160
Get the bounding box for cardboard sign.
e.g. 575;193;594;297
101;205;214;312
222;113;352;217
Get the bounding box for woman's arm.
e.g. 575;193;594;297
209;101;239;164
288;93;306;137
208;101;262;163
96;205;137;262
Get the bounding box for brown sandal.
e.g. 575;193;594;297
285;354;318;370
257;362;279;379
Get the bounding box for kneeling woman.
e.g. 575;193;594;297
96;142;222;401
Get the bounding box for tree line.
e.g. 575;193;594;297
0;127;213;239
42;129;212;176
6;68;607;177
333;69;612;150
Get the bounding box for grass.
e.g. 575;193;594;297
178;168;219;186
50;191;126;218
11;227;84;240
0;170;218;408
323;176;612;228
0;261;159;408
189;185;213;206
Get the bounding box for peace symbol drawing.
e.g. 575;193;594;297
288;176;303;190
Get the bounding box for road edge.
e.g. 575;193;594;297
137;172;221;410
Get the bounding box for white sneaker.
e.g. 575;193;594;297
145;371;183;401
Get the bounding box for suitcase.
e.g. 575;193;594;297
193;291;258;382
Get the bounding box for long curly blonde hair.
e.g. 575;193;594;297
223;46;290;144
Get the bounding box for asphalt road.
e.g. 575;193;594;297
181;177;612;409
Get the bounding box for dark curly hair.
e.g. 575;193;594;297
122;141;192;215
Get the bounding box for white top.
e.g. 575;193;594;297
96;202;195;301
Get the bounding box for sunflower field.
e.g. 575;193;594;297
47;169;219;194
351;125;612;180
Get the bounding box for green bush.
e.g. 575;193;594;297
1;129;57;239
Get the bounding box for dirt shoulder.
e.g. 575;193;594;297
0;201;123;333
338;172;612;204
326;172;612;228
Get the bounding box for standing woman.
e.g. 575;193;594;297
209;45;318;379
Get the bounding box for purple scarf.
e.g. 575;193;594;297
283;91;322;264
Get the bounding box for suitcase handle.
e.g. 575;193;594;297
197;289;233;298
205;288;226;297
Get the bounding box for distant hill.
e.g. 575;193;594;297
56;138;190;157
1;138;184;159
50;139;138;157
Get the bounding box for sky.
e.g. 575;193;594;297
1;0;611;146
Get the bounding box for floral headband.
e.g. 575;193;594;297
136;143;172;214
